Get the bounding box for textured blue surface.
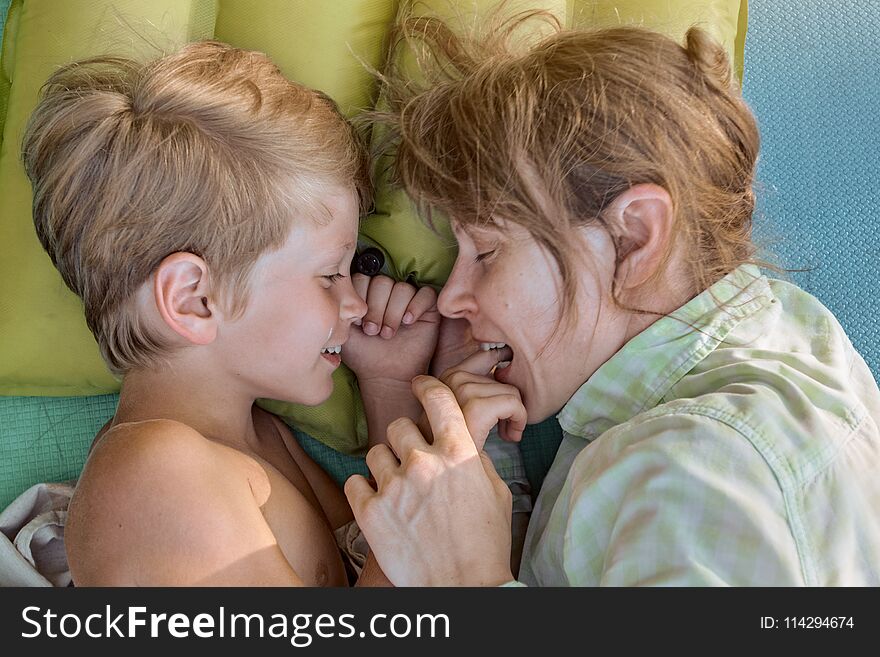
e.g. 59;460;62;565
743;0;879;380
0;0;9;34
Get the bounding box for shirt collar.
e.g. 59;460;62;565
556;264;774;441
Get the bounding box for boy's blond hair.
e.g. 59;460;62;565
380;13;762;330
23;41;371;375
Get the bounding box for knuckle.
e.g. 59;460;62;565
458;382;484;400
439;367;457;385
446;370;469;388
386;416;413;439
501;382;522;397
406;451;440;481
421;385;456;410
443;440;475;462
393;280;415;294
461;397;479;416
381;472;403;496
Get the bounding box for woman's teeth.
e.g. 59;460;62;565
482;342;512;371
321;345;342;354
480;342;507;351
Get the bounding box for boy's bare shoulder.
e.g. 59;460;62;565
66;419;299;585
83;419;268;503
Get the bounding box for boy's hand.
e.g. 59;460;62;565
418;346;527;451
429;316;479;378
343;274;441;385
345;376;514;587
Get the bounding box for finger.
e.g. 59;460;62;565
401;285;438;326
461;393;527;450
351;274;371;326
442;371;512;398
498;413;526;443
364;443;400;487
410;375;475;454
344;474;376;512
363;276;395;337
442;346;513;378
380;281;417;338
386;415;430;463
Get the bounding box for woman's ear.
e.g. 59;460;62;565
152;252;217;345
602;183;675;291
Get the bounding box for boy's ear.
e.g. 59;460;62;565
602;183;675;291
153;252;217;345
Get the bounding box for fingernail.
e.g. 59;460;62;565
380;325;395;339
353;318;362;326
363;321;379;335
402;312;414;325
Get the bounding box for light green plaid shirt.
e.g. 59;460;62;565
515;265;880;586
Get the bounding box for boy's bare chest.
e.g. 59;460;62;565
237;434;346;587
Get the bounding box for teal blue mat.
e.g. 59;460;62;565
0;395;117;507
744;0;879;380
0;0;8;37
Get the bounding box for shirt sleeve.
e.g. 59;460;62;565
559;411;806;586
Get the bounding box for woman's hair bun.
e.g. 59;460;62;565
684;26;734;90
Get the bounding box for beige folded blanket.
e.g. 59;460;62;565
0;482;74;587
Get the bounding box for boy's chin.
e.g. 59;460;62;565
262;377;334;408
293;381;335;408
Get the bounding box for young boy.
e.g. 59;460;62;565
21;41;439;586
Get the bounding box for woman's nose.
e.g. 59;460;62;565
437;264;477;319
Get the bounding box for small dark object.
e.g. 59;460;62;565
352;247;385;277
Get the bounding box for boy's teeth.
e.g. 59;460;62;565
321;346;341;354
480;342;507;351
496;361;511;369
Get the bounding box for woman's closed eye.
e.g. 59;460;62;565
323;273;346;284
474;249;497;264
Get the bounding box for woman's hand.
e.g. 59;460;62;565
429;316;478;378
344;376;515;587
420;341;526;450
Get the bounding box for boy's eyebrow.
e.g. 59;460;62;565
320;241;356;262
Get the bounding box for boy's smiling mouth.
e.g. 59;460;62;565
321;344;343;367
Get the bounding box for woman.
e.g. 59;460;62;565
344;14;880;585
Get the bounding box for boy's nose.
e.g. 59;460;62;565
343;281;368;323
